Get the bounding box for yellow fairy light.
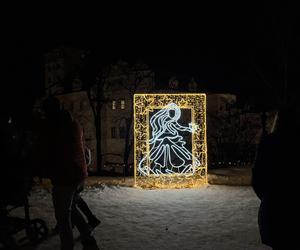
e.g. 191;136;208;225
134;93;207;188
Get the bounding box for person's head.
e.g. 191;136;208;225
42;97;61;120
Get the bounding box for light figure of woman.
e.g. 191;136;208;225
138;102;200;176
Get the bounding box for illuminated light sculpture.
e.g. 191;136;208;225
138;102;200;176
134;94;207;188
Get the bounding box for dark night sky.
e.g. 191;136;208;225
3;3;299;119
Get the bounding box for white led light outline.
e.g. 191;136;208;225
138;102;200;176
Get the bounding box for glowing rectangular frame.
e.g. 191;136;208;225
134;93;207;188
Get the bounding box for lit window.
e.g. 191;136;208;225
112;100;116;110
111;127;116;138
121;99;125;110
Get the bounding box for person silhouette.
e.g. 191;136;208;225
252;103;299;249
38;97;99;250
52;111;101;234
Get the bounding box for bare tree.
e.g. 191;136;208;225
114;63;154;175
80;53;111;174
86;76;108;174
82;59;154;175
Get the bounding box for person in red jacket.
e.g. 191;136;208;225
41;97;99;250
52;111;101;234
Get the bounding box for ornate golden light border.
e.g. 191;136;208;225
134;93;207;188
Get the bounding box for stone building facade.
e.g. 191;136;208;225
39;48;276;173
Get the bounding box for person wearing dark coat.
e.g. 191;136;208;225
252;105;299;249
39;97;99;250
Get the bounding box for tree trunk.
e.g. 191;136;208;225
95;110;102;174
123;101;134;176
87;81;103;175
96;79;103;174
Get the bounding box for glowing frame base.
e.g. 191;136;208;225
134;93;207;188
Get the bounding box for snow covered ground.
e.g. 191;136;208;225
9;185;271;250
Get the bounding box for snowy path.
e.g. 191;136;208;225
10;185;271;250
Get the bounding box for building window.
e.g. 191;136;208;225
80;101;84;111
111;127;116;138
120;99;125;110
119;127;126;138
112;100;116;110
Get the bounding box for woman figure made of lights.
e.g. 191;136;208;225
138;102;200;176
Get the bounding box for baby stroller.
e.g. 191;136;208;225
0;115;48;249
0;161;49;249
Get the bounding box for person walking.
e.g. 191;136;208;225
39;97;99;250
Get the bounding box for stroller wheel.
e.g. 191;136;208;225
26;218;48;244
